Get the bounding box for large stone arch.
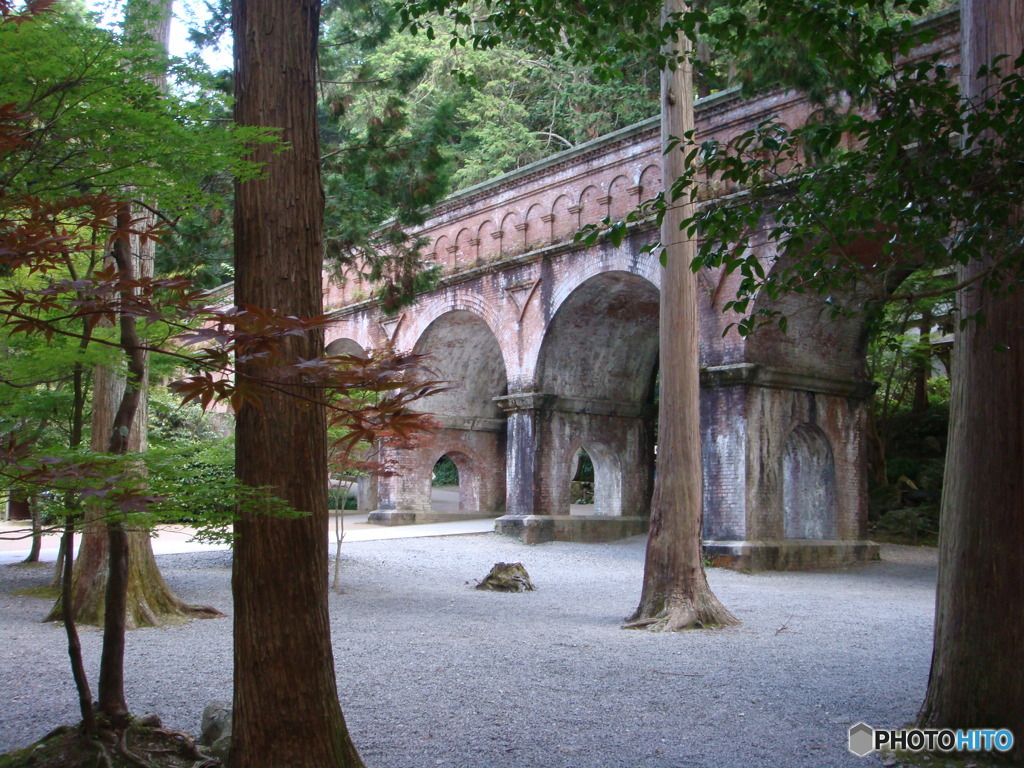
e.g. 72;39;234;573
525;251;662;383
537;271;659;404
566;439;624;518
427;444;505;517
325;316;381;355
741;234;905;380
324;337;367;358
371;307;509;523
701;238;880;568
391;291;507;362
411;309;509;424
515;270;659;521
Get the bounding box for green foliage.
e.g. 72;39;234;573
675;17;1024;337
146;439;236;538
696;0;952;102
401;0;683;75
316;2;658;307
431;454;459;486
572;450;594;482
0;5;270;210
0;6;284;546
866;273;953;423
328;481;358;510
868;405;947;544
327;5;657;190
0;4;270;295
147;385;223;449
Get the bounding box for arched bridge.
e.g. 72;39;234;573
323;11;958;570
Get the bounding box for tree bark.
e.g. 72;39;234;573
230;0;364;765
626;0;737;632
918;1;1023;757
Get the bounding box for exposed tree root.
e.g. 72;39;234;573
120;731;158;768
46;527;225;629
90;740;114;768
0;719;221;768
624;592;740;632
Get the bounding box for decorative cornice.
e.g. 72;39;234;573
328;218;662;317
434;415;506;432
700;363;876;399
493;393;555;413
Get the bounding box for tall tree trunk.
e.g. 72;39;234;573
625;0;737;632
230;0;364;765
96;203;157;726
49;0;220;630
918;0;1023;756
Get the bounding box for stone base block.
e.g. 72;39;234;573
368;509;501;526
495;514;649;544
367;509;418;526
703;539;880;572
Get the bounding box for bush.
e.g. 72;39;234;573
328;481;358;511
148;439;235;529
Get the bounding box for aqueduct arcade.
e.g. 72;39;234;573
322;12;958;570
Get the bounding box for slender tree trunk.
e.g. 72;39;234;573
51;360;85;592
60;523;96;737
96;204;149;727
23;494;41;563
230;0;364;765
911;309;933;415
626;0;737;632
49;536;66;590
918;1;1023;756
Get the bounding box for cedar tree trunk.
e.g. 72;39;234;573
230;0;364;765
626;0;737;632
918;0;1024;756
49;352;218;628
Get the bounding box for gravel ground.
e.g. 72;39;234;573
0;534;937;768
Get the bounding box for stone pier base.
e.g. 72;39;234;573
494;514;649;544
703;540;880;572
368;509;502;526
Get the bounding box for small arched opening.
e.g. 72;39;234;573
569;444;623;517
431;454;461;513
569;448;595;508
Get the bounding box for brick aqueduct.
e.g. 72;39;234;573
322;12;958;570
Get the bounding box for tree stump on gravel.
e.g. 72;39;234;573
475;562;535;592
